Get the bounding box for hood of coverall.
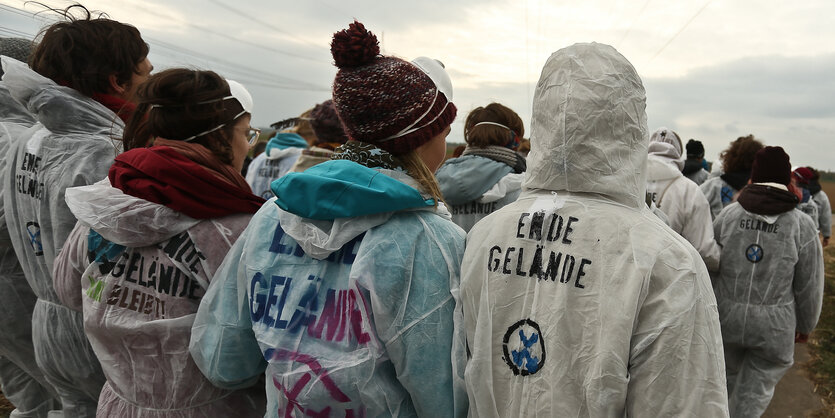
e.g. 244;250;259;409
522;42;648;209
1;56;123;137
66;179;201;247
270;159;452;259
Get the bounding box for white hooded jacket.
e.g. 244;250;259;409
53;180;265;417
460;43;728;417
646;148;721;271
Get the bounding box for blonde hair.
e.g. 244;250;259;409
292;108;318;144
395;151;443;206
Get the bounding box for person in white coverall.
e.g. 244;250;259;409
53;70;267;417
0;38;60;418
806;167;832;246
713;146;823;417
645;127;720;271
436;102;526;232
2;10;152;416
190;21;467;417
460;42;729;417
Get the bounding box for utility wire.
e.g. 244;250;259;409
207;0;326;50
0;2;330;92
616;0;652;48
650;0;713;61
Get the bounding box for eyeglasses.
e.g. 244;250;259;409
247;127;261;145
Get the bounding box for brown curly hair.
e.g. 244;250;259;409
122;69;244;165
720;134;764;174
464;103;524;148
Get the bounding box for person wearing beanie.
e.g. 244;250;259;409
288;99;350;173
0;37;62;418
683;139;710;185
700;135;764;219
191;21;467;417
713;146;823;417
804;167;831;246
645;127;720;271
436;102;526;232
0;6;154;417
460;43;727;416
791;166;821;231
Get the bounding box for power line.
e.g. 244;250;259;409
616;0;652;48
207;0;327;50
116;1;329;64
0;2;331;92
650;0;714;62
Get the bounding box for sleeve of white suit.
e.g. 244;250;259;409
626;245;728;417
681;189;721;272
817;191;831;238
793;227;824;335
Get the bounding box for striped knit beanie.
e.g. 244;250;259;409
330;21;456;155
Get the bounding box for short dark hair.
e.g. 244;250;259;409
122;68;245;165
464;103;524;148
29;4;148;97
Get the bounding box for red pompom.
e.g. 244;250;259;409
331;20;380;69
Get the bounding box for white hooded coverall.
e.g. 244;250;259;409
460;43;729;417
713;194;823;417
1;57;107;417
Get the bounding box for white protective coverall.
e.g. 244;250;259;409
460;43;729;417
713;190;823;417
191;160;468;417
812;190;831;239
646;134;721;271
1;56;108;417
52;180;265;417
0;73;59;417
701;176;740;220
436;155;524;232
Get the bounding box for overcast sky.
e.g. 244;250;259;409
2;0;834;170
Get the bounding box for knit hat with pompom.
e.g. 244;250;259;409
330;21;456;155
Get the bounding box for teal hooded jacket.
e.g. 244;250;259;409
191;160;468;417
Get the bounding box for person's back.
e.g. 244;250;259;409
245;132;306;198
713;147;823;417
0;38;60;417
52;70;267;417
461;42;728;417
191;21;468;417
437;102;526;232
683;139;710;185
645;128;720;271
1;9;151;414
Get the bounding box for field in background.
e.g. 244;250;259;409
809;227;835;416
821;181;835;213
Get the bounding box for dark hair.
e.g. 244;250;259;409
29;4;149;97
464;103;524;148
122;68;245;165
720;134;764;174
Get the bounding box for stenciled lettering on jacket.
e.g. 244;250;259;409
486;211;594;289
87;231;208;319
452;201;499;216
738;218;780;234
15;152;45;200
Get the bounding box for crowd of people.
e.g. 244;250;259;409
0;5;830;418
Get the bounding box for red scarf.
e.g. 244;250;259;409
91;93;137;123
109;142;266;219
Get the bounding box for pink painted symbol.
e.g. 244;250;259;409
268;348;365;418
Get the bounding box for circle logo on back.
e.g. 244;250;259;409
746;244;764;263
502;319;545;376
